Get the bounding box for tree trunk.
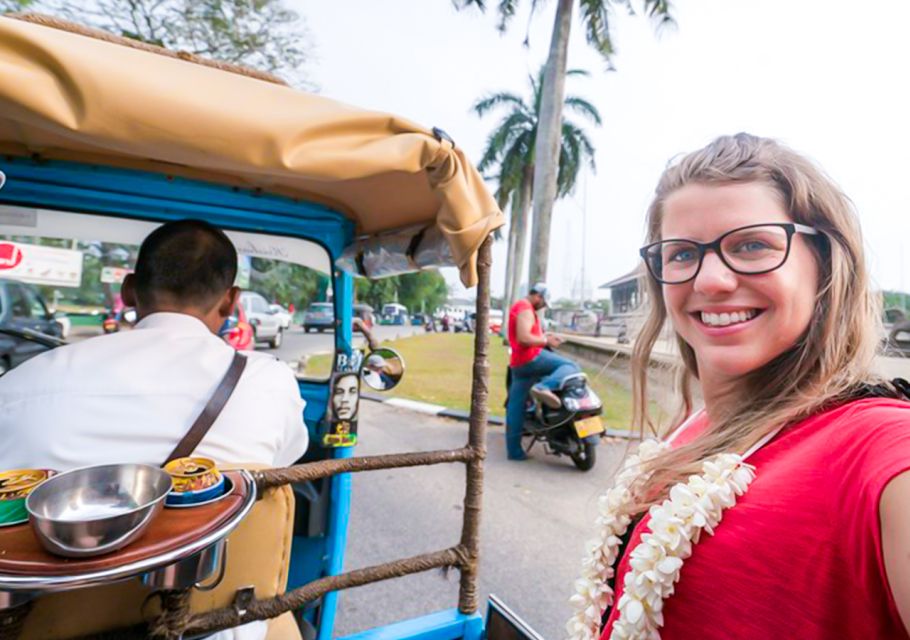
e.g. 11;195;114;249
502;196;519;319
503;165;533;338
528;0;573;285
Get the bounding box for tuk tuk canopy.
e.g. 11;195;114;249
0;14;504;286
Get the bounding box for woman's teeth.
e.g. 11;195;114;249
700;310;757;327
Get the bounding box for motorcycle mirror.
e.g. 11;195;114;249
360;347;405;392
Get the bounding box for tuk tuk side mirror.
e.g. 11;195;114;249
360;347;405;392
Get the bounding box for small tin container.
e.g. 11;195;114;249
0;469;54;526
164;457;222;494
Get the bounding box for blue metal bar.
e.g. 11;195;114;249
338;609;484;640
316;269;355;640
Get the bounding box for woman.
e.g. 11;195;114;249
568;133;910;640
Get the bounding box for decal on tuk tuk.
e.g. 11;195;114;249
323;351;363;448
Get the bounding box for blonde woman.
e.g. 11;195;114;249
569;133;910;640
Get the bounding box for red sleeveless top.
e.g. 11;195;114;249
508;298;542;367
601;398;910;639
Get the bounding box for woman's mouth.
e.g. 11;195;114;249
694;308;764;328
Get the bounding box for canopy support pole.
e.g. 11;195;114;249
458;235;492;614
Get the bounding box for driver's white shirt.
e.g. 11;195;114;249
0;312;308;640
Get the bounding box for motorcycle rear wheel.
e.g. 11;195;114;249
570;440;597;471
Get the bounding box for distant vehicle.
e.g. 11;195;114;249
220;302;254;351
887;319;910;356
411;312;428;326
353;303;375;330
54;313;71;339
0;278;64;374
303;302;335;333
488;309;503;334
381;302;409;325
269;304;292;330
239;290;283;348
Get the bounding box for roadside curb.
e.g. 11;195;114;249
361;392;505;425
361;392;639;439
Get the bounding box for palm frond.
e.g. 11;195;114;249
642;0;676;34
495;0;521;31
563;96;602;126
557;134;581;196
451;0;486;10
578;0;616;65
472;91;529;118
477;111;534;172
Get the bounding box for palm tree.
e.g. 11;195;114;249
473;66;600;327
456;0;675;284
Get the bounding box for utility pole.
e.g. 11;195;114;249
581;171;588;304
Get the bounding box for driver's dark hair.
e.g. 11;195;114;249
133;219;237;309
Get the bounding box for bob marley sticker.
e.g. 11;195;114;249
323;351;363;448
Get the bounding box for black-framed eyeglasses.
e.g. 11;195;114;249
639;222;821;285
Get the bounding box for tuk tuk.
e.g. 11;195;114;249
0;13;510;640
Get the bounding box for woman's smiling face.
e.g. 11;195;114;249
660;181;820;391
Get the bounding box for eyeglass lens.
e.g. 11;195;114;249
647;224;791;283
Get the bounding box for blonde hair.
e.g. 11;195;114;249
630;133;882;512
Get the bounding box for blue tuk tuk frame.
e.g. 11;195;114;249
0;155;493;640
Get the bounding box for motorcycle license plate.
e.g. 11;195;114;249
574;416;604;438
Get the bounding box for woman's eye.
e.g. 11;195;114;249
667;248;696;263
733;240;771;253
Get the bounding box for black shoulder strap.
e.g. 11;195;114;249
163;352;247;465
850;377;910;402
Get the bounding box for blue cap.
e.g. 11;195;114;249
529;282;550;305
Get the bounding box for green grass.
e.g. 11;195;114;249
313;333;639;429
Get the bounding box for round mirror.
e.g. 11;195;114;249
360;347;405;391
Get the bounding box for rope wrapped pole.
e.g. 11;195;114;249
183;547;469;636
252;447;476;493
458;235;493;614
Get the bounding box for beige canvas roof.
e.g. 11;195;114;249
0;15;503;285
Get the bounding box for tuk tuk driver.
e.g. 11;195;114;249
505;283;581;460
0;219;308;473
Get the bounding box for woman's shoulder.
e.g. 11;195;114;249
814;396;910;431
801;397;910;477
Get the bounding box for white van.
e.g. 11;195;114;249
240;291;283;348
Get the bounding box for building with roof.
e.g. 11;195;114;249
599;265;647;317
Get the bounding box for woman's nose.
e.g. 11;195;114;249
692;251;738;295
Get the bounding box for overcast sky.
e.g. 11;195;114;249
297;0;910;302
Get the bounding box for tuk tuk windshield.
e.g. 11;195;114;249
0;204;334;381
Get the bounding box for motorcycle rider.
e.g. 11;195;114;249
505;283;581;460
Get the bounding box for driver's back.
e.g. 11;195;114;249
0;312;307;472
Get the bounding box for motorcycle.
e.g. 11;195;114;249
101;307;137;334
519;371;605;471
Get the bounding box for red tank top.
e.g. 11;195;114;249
508;298;542;367
601;399;910;640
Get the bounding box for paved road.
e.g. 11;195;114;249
333;401;630;639
271;323;423;365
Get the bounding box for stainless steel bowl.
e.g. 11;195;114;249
26;464;172;558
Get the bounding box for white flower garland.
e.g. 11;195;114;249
566;440;756;640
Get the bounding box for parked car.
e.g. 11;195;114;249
239;290;283;348
269;304;293;329
0;278;64;374
303;302;335;333
411;312;427;326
